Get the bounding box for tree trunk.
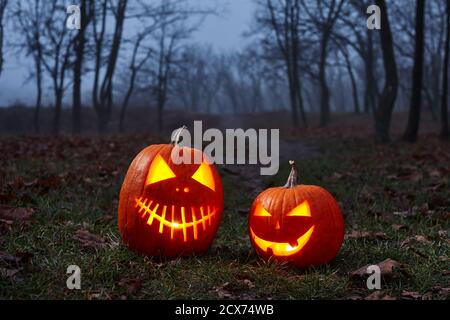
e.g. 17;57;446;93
287;70;300;127
293;53;307;127
441;0;450;140
72;0;90;134
374;0;398;143
0;0;6;79
52;89;63;135
92;0;127;133
119;69;137;133
157;103;164;133
33;58;42;134
73;34;84;134
343;49;360;114
403;0;426;143
364;30;376;115
319;33;331;127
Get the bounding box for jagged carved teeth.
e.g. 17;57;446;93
135;197;216;242
249;226;315;257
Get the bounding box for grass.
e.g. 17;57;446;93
0;132;448;300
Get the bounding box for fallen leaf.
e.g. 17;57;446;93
431;285;450;298
345;230;388;240
401;290;422;300
210;282;235;299
401;235;432;248
87;292;101;300
73;229;107;249
438;230;448;238
0;205;34;221
351;258;408;280
0;267;19;280
364;291;397;300
242;279;255;289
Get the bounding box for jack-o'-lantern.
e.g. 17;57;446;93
118;127;224;257
248;161;344;268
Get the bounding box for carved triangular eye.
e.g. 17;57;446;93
146;154;176;185
191;160;215;191
254;203;271;217
286;201;311;217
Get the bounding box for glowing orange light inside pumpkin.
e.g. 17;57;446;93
250;225;315;257
135;197;216;242
286;201;311;217
250;200;315;257
146;154;176;185
254;204;271;217
191;160;215;191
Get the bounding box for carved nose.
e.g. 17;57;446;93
275;221;281;230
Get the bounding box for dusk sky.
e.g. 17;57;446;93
0;0;255;106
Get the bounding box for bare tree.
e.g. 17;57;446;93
338;44;360;113
118;32;152;132
13;0;44;133
302;0;344;126
254;0;307;127
238;48;266;112
374;0;398;143
336;0;380;114
91;0;128;132
441;0;450;140
0;0;7;79
173;45;210;112
422;1;445;121
140;0;212;131
72;0;94;134
40;0;75;135
403;0;426;142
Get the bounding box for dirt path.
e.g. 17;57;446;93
220;137;320;200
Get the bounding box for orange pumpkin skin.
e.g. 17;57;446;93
119;143;224;258
248;162;344;268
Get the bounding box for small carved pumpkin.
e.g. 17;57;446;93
248;161;344;268
118;128;224;257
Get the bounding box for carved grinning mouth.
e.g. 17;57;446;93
135;197;216;242
250;226;315;257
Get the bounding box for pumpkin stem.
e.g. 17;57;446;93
284;160;298;188
171;126;188;145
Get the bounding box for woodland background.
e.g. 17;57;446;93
0;0;448;300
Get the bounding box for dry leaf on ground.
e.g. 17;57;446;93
401;235;432;248
0;205;34;221
364;291;397;300
73;229;107;249
345;230;388;240
350;258;408;280
209;282;235;299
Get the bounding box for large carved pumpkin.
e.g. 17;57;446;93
248;161;344;268
118;129;224;257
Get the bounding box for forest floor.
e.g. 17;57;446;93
0;113;449;299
